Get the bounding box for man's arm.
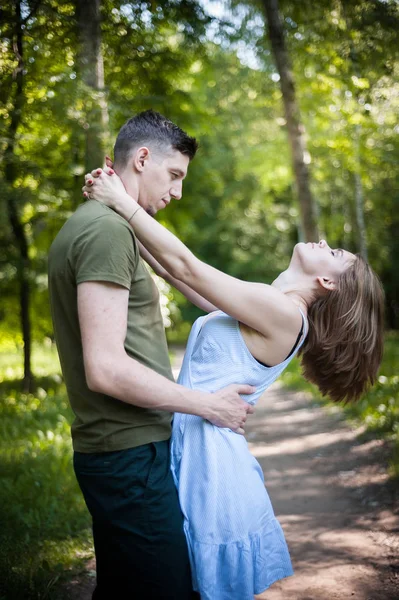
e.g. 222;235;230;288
78;281;254;433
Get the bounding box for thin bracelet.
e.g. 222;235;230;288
127;205;142;223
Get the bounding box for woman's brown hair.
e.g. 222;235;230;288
299;255;385;403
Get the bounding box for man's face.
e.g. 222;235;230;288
134;149;190;216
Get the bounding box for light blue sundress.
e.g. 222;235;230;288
171;309;308;600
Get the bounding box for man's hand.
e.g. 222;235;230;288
206;384;255;435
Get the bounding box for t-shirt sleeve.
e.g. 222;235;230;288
72;215;138;289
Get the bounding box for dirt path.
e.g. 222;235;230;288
63;349;399;599
251;384;399;600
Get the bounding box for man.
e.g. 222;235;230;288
48;109;254;599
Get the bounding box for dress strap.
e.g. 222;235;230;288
296;307;308;349
198;310;221;333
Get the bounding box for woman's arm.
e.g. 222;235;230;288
138;241;218;313
84;170;300;338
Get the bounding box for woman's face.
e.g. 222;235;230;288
291;239;356;282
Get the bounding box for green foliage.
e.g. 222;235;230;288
1;0;399;342
281;331;399;477
0;350;91;599
1;2;398;594
0;341;61;381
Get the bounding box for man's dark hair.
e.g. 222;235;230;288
113;109;198;169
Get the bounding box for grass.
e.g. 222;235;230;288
0;345;92;600
280;330;399;477
0;341;61;383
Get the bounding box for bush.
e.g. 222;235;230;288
0;354;92;599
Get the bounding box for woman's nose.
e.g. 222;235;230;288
319;239;327;248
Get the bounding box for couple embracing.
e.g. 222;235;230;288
48;110;384;600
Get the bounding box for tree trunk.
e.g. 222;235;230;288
353;126;368;259
75;0;109;170
340;1;368;259
4;0;33;391
262;0;318;241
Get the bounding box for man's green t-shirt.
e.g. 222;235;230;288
48;201;174;453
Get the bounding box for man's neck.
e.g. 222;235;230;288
116;167;140;203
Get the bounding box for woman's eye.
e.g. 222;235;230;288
331;250;335;256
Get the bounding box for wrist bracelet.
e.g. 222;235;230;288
127;205;142;223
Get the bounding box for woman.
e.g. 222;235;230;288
82;168;384;599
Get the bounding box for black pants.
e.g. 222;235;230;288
74;440;197;599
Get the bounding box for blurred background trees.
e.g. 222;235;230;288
1;0;398;383
1;4;398;595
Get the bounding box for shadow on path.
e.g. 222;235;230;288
251;385;399;600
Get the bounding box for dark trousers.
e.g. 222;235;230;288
74;440;197;599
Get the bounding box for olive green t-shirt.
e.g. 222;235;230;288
48;201;174;453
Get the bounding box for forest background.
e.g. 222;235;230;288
0;1;398;598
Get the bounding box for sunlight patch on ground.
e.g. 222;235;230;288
249;427;361;457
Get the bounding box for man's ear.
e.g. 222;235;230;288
133;147;150;172
104;155;114;169
317;276;337;292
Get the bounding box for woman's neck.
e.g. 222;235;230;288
272;268;316;314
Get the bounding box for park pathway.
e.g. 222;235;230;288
64;347;399;600
250;384;398;600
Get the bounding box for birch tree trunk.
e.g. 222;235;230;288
353;125;368;259
262;0;318;241
340;0;368;259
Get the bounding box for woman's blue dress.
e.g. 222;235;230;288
171;310;307;599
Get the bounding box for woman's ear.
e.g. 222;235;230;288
317;276;337;291
133;147;150;172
